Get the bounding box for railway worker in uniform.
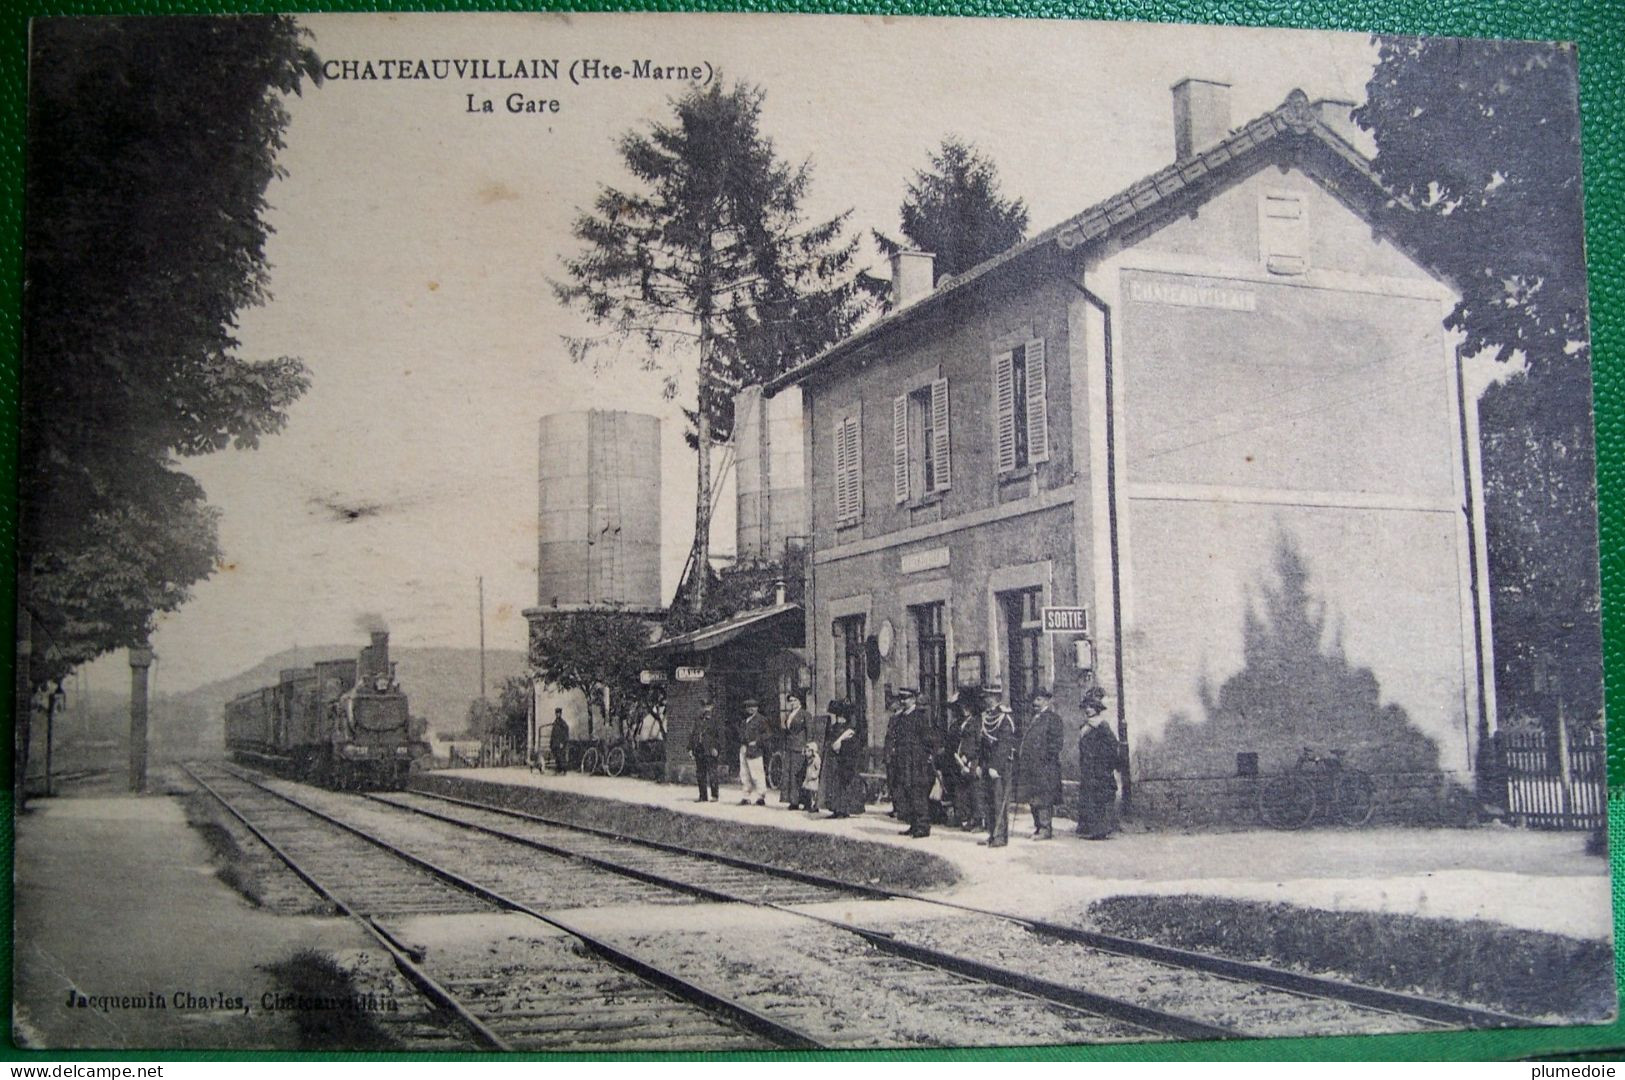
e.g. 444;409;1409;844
1016;688;1064;840
821;699;862;819
738;698;770;806
1075;685;1121;839
548;708;570;774
978;698;1018;847
689;700;722;802
890;688;937;838
778;692;813;811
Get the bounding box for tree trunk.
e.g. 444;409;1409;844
691;313;712;615
693;405;710;614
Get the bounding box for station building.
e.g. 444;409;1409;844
766;81;1495;823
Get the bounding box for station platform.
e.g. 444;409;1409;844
425;766;1614;941
12;791;372;1050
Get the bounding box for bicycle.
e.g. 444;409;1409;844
1257;747;1376;829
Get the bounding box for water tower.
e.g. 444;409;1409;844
733;385;807;565
536;410;662;612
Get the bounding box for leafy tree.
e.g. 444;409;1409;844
463;698;501;739
497;675;533;732
529;611;659;736
1354;39;1599;734
554;79;872;611
873;137;1029;286
20;17;321;795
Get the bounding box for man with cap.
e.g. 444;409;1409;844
738;697;770;805
889;688;937;838
688;700;722;802
778;692;813;811
1075;684;1120;839
1016;688;1064;840
977;695;1018;847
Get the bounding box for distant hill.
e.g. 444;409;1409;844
154;644;530;756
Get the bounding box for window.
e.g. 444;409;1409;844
912;602;948;726
1000;587;1044;727
993;339;1049;474
893;379;951;504
834;407;863;528
1260;191;1309;275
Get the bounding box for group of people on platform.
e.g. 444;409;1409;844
686;682;1124;846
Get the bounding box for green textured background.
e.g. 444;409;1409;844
0;0;1621;1063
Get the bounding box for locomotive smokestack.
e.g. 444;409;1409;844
367;631;390;680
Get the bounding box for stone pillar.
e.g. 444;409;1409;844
128;644;153;793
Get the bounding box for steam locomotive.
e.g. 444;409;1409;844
224;631;428;788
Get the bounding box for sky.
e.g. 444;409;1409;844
74;11;1381;700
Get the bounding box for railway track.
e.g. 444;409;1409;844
381;782;1537;1038
183;762;813;1052
190;764;1536;1047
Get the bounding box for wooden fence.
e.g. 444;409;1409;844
1500;726;1607;830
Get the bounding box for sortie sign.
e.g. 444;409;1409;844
1041;606;1089;633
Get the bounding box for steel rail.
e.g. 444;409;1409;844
360;791;763;906
214;764;825;1051
399;786;895;898
374;787;1242;1039
181;763;513;1051
400;781;1537;1032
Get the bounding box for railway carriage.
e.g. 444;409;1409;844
224;631;428;788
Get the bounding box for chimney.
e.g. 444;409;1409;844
890;250;935;308
1172;78;1232;160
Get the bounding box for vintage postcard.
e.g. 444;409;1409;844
13;11;1612;1055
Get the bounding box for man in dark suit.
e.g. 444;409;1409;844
688;700;721;802
548;708;570;774
779;692;812;810
1016;688;1064;840
891;688;938;838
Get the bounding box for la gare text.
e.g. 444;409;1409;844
469;93;562;115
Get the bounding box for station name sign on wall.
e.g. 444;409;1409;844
1128;277;1257;312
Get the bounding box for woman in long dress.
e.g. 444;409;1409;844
823;699;864;818
1075;687;1120;839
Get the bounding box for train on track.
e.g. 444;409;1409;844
224;631;428;788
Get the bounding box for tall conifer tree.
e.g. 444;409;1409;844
555;80;871;613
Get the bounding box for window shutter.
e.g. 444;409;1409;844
1260;192;1309;275
892;394;910;504
930;377;951;492
833;418;852;526
993;350;1017;474
1024;338;1049;463
850;405;863;520
834;413;863;527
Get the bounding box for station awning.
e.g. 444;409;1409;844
646;602;801;655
